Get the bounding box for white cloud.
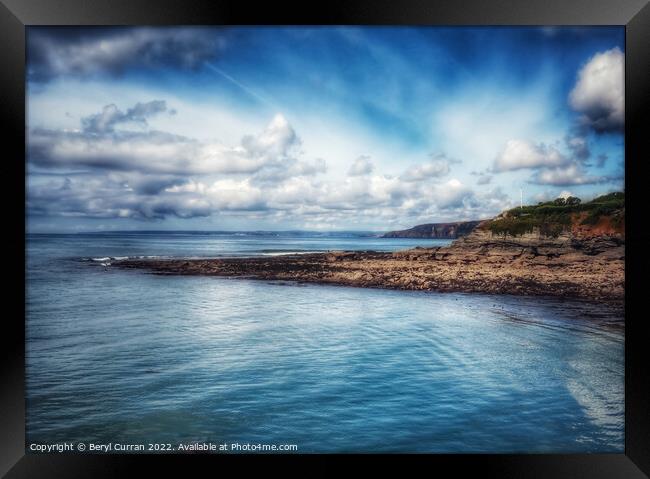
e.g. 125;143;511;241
204;179;266;211
241;114;299;160
400;154;451;182
569;47;624;133
292;158;327;176
493;139;569;172
531;162;610;186
348;155;374;176
432;83;562;173
493;130;618;187
433;178;474;209
30;109;301;176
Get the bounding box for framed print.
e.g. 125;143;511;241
2;0;649;476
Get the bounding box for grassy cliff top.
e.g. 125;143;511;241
484;192;624;238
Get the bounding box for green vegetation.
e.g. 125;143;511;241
486;192;624;238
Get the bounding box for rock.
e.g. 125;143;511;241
113;223;624;302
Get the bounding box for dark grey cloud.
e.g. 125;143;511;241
476;174;492;185
27;27;226;82
565;133;590;162
27;175;213;220
28;127;198;173
470;170;492;185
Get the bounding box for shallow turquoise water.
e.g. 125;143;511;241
26;232;624;453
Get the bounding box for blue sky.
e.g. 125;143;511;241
26;26;624;232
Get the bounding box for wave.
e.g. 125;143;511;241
86;251;323;262
82;251;328;267
86;255;172;262
260;251;323;256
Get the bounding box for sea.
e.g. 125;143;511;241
25;231;624;453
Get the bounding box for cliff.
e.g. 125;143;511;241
382;220;482;239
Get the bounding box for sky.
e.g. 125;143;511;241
26;26;625;233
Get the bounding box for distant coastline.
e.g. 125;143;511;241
381;220;482;239
111;194;625;302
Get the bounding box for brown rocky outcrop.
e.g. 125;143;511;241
114;226;624;302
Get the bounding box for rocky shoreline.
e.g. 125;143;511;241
113;226;624;302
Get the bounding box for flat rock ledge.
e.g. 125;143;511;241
113;231;624;303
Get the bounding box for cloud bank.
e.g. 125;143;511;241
28;27;224;82
28;100;511;225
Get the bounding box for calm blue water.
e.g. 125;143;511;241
26;232;624;453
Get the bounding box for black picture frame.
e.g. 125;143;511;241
2;0;649;476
